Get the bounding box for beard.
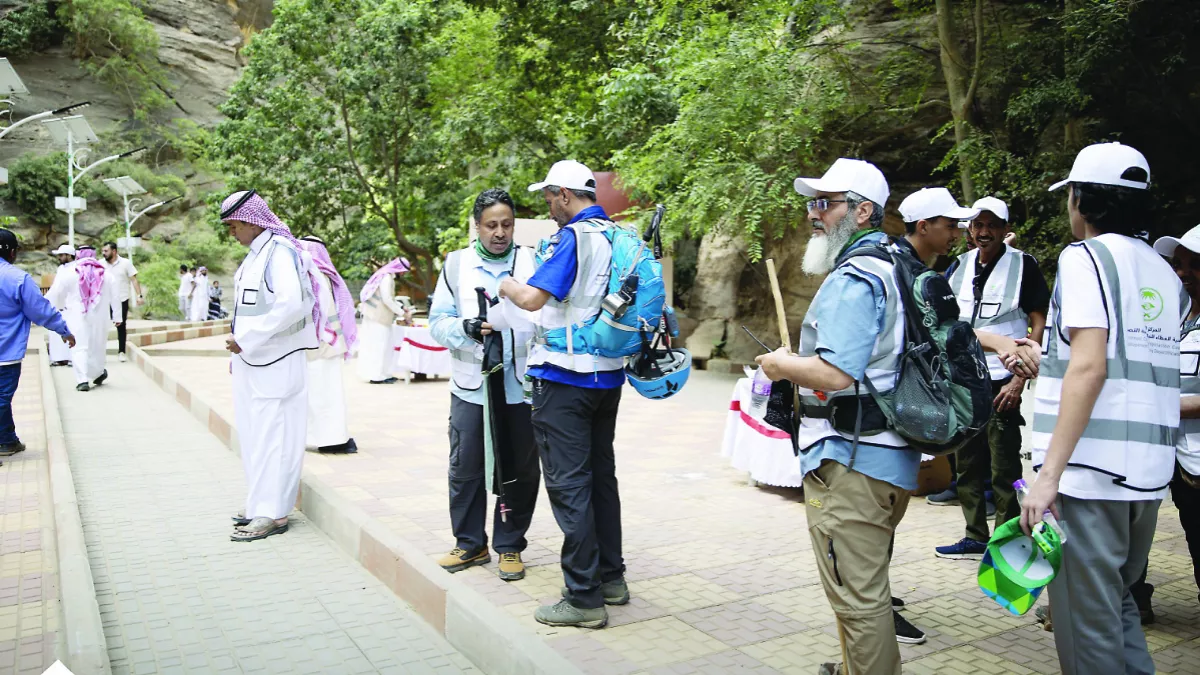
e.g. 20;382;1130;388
801;210;858;276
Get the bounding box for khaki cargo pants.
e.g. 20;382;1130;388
804;459;911;675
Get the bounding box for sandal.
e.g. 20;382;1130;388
230;517;289;542
232;513;251;527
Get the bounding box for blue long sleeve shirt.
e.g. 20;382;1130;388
0;259;71;363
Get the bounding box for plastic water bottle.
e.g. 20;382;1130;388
748;366;772;418
1013;478;1068;548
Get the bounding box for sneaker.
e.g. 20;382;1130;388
894;610;926;644
0;441;26;457
534;599;607;629
561;577;631;606
1035;604;1052;632
497;552;525;581
986;500;996;518
437;547;489;573
118;353;127;362
935;537;988;560
817;664;841;675
93;370;108;386
1132;582;1155;625
891;596;905;608
926;484;959;506
76;383;90;392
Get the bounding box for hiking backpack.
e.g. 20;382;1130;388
536;217;667;359
844;243;993;455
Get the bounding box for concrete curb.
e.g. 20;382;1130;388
126;342;581;675
39;344;113;674
126;322;231;349
107;319;230;340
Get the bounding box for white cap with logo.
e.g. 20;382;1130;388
794;158;889;208
1153;224;1200;258
51;244;75;256
899;187;979;224
528;160;598;194
972;196;1010;222
1049;142;1150;192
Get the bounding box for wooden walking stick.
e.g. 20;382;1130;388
765;259;790;351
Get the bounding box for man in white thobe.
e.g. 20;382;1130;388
178;265;193;318
221;190;319;542
190;267;210;322
356;258;411;383
47;245;76;366
45;246;121;392
299;236;358;454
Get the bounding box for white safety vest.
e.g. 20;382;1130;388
796;252;909;451
527;219;626;374
1177;318;1200;476
233;234;318;366
949;246;1029;380
443;246;536;391
1032;235;1181;493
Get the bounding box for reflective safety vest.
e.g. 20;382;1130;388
796;252;909;452
527;219;626;374
1177;318;1200;476
1032;235;1182;493
949;246;1029;380
233;234;318;366
443;245;536;391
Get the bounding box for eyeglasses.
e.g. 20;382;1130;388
807;198;848;212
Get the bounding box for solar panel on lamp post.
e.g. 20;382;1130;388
0;58;90;185
43;114;145;247
103;176;147;262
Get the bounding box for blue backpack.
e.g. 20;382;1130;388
537;217;666;359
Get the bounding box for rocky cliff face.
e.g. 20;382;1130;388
1;0;272;273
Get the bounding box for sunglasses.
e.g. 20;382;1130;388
806;198;848;212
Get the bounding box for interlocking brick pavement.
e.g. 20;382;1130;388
147;344;1200;674
0;356;60;674
49;362;479;675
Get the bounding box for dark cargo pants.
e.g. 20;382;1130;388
957;377;1024;542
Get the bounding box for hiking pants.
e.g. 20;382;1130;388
530;378;624;610
447;396;540;554
805;459;910;675
957;377;1024;542
1047;495;1159;675
1171;464;1200;592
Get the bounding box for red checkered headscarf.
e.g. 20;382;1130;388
74;247;106;312
299;237;358;359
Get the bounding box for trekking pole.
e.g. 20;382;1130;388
765;259;791;351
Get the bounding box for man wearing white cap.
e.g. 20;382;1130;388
499;160;628;629
47;244;76;367
895;187;976;263
1015;142;1182;675
757;158;926;672
932;196;1050;560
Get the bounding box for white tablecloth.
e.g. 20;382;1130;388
721;378;804;488
391;324;452;379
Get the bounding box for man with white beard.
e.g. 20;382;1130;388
46;246;122;392
757;158;923;674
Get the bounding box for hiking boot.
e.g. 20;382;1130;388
93;370;108;386
935;537;987;560
534;599;607;629
894;610;926;644
817;663;842;675
561;577;631;606
0;441;25;457
497;552;525;581
926;483;959;506
76;383;90;392
437;547;489;573
1035;604;1052;632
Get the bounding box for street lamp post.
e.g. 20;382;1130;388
0;57;89;185
43;114;145;248
102;176;179;263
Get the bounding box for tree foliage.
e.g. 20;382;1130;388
0;1;60;58
56;0;172;114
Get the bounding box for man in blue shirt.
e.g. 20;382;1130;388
499;160;627;629
0;229;75;459
757;159;922;674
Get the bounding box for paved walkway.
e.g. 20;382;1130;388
149;346;1200;674
1;356;59;674
50;360;480;675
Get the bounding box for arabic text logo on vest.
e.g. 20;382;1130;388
1140;287;1164;321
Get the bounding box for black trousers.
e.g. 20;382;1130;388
1131;463;1200;599
113;300;129;353
448;396;540;554
530;378;624;609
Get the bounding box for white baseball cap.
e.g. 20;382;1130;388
528;160;598;194
794;158;889;208
972;196;1010;222
899;187;979;224
1153;224;1200;258
51;244;75;256
1049;142;1150;192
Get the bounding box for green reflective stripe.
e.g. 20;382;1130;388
1040;354;1178;385
451;349;482;365
275;318;309;339
1181;377;1200;395
1085;240;1126;359
948;253;969;296
1032;414;1176;446
237;298;272;317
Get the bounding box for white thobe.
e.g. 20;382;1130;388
46;264;73;364
190;274;209;322
306;273;350;448
233;231;311;520
45;263;120;384
356;273;405;382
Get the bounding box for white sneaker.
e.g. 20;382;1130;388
118;353;127;362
